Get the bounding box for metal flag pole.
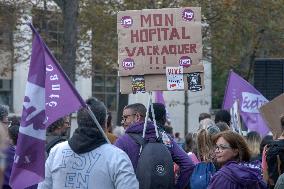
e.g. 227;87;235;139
150;94;159;139
142;92;152;138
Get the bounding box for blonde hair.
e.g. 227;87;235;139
197;129;215;162
246;131;261;158
197;118;220;161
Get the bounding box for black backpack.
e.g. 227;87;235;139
129;133;174;189
266;140;284;188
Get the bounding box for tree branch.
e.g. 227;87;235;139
53;0;63;10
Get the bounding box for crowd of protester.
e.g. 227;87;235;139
1;100;284;189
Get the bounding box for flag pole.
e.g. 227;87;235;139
86;106;111;144
222;69;233;109
142;92;152;138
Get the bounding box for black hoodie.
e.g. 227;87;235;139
68;126;107;154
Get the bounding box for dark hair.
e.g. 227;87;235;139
216;122;230;131
215;110;231;126
9;116;20;127
281;114;284;131
0;105;8;122
199;113;211;123
149;103;166;125
213;131;251;162
175;132;180;138
107;112;112;132
77;97;107;128
163;125;173;135
260;135;273;155
124;103;146;117
47;117;66;133
8;124;19;145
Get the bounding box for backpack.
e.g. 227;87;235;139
266;140;284;188
189;162;216;189
129;133;174;189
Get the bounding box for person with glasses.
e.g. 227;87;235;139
115;103;194;189
208;131;267;189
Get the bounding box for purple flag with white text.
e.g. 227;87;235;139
9;24;86;189
223;70;270;136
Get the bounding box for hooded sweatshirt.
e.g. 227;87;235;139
208;161;267;189
115;121;195;189
38;126;139;189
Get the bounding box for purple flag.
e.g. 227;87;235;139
155;91;165;104
223;70;269;136
9;24;86;189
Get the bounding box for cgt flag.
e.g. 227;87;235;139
223;70;269;137
9;24;87;189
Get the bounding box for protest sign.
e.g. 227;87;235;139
120;65;204;94
117;7;203;93
260;93;284;138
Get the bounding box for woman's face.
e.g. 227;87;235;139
215;137;238;166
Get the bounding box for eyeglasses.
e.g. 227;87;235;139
122;114;136;121
215;144;232;151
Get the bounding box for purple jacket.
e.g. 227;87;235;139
3;145;38;189
115;121;195;189
3;145;15;189
208;161;267;189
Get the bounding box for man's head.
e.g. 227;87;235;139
77;97;107;128
0;105;10;128
215;109;231;126
198;113;211;123
149;103;167;126
121;103;146;129
47;117;70;136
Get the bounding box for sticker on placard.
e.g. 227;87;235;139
187;73;202;92
132;76;146;94
182;9;194;22
166;67;184;90
121;16;133;28
122;58;135;70
179;56;192;67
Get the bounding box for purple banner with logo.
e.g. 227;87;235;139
9;24;86;189
223;70;270;136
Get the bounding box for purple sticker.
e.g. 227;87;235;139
121;16;133;28
122;58;135;70
179;56;192;67
182;9;194;21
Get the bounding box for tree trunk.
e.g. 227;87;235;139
53;0;78;83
